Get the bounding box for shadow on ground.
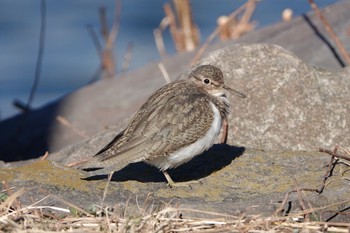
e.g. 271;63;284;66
83;144;245;184
0;103;60;162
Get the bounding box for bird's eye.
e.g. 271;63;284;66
203;78;210;84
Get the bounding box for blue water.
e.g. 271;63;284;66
0;0;339;120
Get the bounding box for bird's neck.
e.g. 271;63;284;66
210;94;230;119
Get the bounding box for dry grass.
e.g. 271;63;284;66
154;0;258;61
1;190;350;233
154;0;200;56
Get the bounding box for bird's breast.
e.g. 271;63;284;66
149;102;222;171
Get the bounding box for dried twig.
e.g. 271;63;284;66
26;0;46;110
86;24;103;57
317;146;339;193
98;1;121;79
65;158;90;168
219;0;257;40
155;0;199;56
121;42;134;73
24;205;70;213
173;0;200;51
48;194;92;217
56;115;89;139
293;179;309;221
190;1;252;65
39;151;49;161
12;99;31;112
308;0;350;65
0;184;24;213
154;29;167;56
163;3;181;51
157;63;171;84
99;7;115;78
106;0;121;63
154;16;171;57
294;179;318;222
319;148;350;162
99;7;109;41
274;188;319;216
275;146;349;219
101;172;114;206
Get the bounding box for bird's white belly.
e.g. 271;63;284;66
149;102;222;171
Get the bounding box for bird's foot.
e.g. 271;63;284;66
162;170;202;188
167;179;202;188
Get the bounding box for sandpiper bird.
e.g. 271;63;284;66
81;64;245;187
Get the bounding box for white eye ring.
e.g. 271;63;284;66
203;78;210;84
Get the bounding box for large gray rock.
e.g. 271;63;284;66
52;43;350;163
195;43;350;150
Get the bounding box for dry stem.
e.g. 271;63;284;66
190;0;255;65
308;0;350;65
56;115;88;139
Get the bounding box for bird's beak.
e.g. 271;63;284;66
223;85;247;98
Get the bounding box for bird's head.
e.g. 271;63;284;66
189;64;246;99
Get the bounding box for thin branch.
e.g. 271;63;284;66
99;6;115;78
154;16;170;57
173;0;199;51
56;115;89;139
319;148;350;162
13;99;30;112
274;146;349;217
273;188;320;216
26;0;46;110
308;0;350;65
99;7;109;41
294;180;308;214
86;24;103;58
99;0;121;79
101;172;114;206
26;206;70;213
157;63;171;84
86;24;104;83
293;178;318;222
240;0;256;25
317;146;339;193
65;158;90;167
105;0;121;51
190;1;249;65
163;3;181;52
0;182;24;212
39;151;49;161
154;28;167;56
121;42;134;73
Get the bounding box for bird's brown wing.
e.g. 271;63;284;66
81;81;215;176
94;129;125;156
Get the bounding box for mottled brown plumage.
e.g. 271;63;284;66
81;65;245;186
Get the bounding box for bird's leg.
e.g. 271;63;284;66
219;117;228;144
162;170;202;188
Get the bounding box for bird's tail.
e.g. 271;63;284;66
78;156;131;177
79;142;148;177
